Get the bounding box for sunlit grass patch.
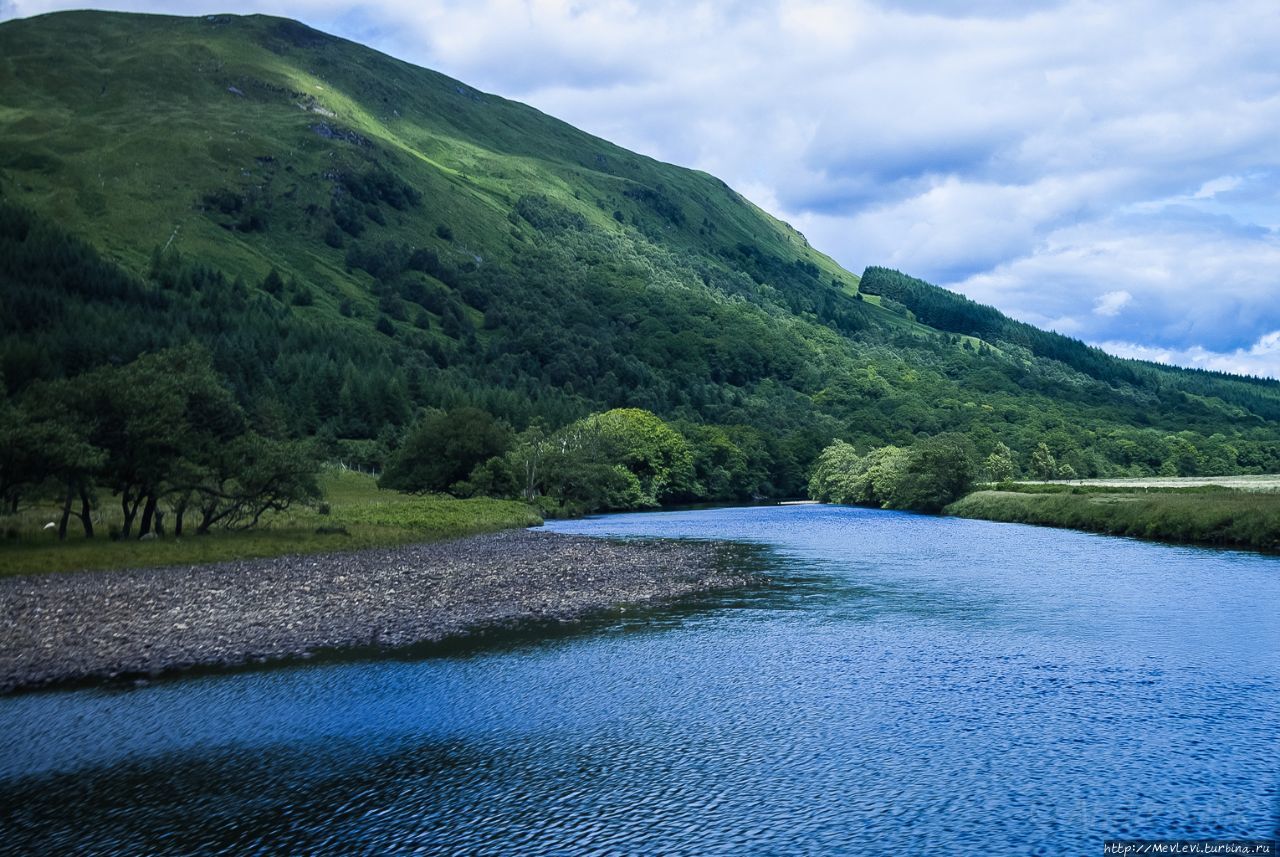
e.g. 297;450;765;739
0;468;541;576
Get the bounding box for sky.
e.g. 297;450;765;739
3;0;1279;378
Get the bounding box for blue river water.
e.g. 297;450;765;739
1;504;1278;855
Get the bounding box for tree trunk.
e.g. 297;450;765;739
524;455;540;501
196;501;218;535
172;491;191;537
120;489;140;539
154;508;165;537
138;493;159;538
77;485;94;538
58;482;74;541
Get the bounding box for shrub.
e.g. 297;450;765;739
809;434;975;513
379;407;512;494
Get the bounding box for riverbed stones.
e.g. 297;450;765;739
0;529;753;693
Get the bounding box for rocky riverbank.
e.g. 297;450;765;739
0;529;756;693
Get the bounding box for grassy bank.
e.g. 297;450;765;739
0;468;542;576
946;487;1280;552
1005;475;1280;492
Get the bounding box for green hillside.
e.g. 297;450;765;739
2;10;1278;504
0;11;857;296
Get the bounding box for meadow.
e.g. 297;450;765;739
947;480;1280;552
0;467;542;576
1013;475;1280;491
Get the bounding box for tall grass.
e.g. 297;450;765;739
0;468;542;576
947;490;1280;552
985;481;1244;496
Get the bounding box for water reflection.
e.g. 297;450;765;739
2;505;1278;854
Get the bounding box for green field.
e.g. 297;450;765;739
947;482;1280;552
1011;475;1280;492
0;468;542;576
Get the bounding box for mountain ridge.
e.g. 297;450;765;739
0;11;854;293
2;9;1277;491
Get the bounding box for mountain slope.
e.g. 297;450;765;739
0;11;860;301
1;10;1277;489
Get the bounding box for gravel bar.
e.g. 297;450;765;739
0;529;755;693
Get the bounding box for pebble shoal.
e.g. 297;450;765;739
0;529;752;693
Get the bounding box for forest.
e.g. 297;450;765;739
2;12;1279;539
4;187;1280;537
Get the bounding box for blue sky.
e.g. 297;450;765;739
4;0;1279;378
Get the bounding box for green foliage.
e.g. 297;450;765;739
887;434;976;512
513;415;648;515
379;407;513;494
514;195;587;233
0;468;541;576
982;441;1017;482
187;434;322;533
481;408;708;514
338;163;421;211
808;434;976;512
1;9;1278;521
677;422;773;501
586;408;696;506
1030;443;1058;480
809;441;906;506
622;183;685;226
2;346;322;541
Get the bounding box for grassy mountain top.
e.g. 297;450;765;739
2;10;1277;495
0;10;859;300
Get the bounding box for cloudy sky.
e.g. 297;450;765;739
4;0;1279;378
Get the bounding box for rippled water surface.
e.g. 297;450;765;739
2;505;1278;854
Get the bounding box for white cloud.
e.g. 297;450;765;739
952;212;1280;352
4;0;1280;375
1098;331;1280;380
1193;176;1244;200
1093;290;1132;317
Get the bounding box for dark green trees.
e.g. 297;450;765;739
808;434;976;513
888;435;977;512
391;407;753;515
380;407;513;494
81;346;245;537
188;433;322;534
1;390;102;536
587;409;696;507
4;346;320;539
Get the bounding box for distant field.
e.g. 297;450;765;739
0;468;542;576
949;485;1280;552
1013;475;1280;492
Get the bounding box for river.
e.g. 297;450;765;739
1;505;1277;854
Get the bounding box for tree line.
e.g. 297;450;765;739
1;345;319;539
378;406;775;516
4;189;1280;528
807;436;977;512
